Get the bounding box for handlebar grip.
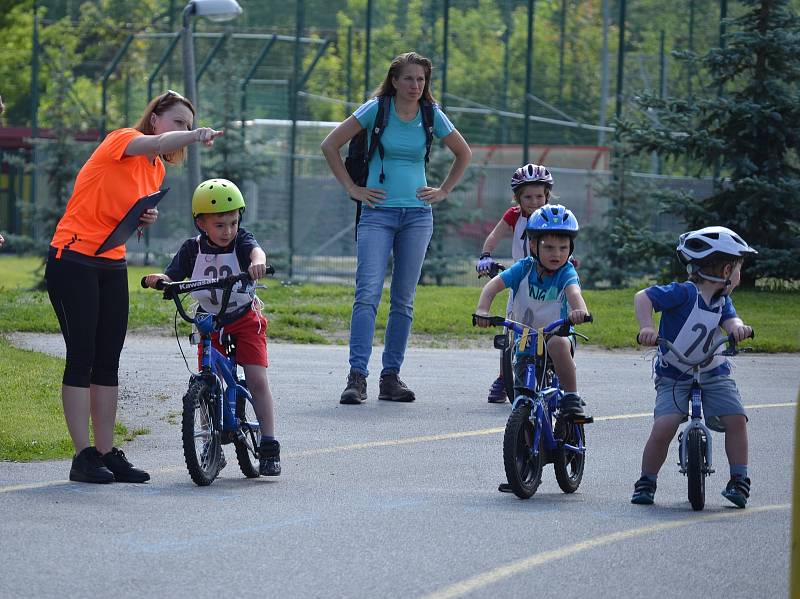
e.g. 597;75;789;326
584;313;593;323
141;276;166;290
266;264;275;275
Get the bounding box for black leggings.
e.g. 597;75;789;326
45;256;129;388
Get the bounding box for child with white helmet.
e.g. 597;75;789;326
476;163;554;403
144;178;281;476
631;226;757;507
475;204;591;417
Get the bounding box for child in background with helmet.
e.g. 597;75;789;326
143;178;281;476
474;204;590;417
631;226;757;508
476;163;554;403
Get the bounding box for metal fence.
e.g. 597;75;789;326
0;0;730;284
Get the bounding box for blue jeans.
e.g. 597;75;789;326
349;206;433;377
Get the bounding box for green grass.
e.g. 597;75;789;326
0;339;146;461
1;254;798;462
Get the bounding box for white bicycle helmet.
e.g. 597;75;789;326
676;226;757;265
510;163;554;192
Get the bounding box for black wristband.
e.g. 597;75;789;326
479;252;491;259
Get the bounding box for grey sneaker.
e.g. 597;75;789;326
340;370;367;404
378;373;416;402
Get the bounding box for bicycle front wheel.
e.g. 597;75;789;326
503;404;543;498
687;428;706;510
234;392;260;478
182;379;221;486
501;333;514;402
553;418;585;493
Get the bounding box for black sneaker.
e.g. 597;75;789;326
259;439;281;476
69;446;115;484
378;373;416;402
560;392;586;417
101;447;150;483
340;370;367;404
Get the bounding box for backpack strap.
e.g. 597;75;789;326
368;96;391;183
422;101;435;164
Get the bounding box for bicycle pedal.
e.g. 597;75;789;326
498;483;514;493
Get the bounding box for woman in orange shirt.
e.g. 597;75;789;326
46;90;223;484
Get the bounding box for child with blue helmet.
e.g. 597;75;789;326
475;204;590;417
631;226;756;507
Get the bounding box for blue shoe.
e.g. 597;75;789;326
721;475;750;508
487;377;507;403
631;476;657;505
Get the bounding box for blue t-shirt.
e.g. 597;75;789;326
500;257;580;356
500;257;579;315
646;281;738;379
353;97;455;208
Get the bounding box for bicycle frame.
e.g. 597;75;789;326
503;316;589;458
193;312;257;435
658;334;742;477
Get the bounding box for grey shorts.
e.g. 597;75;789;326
654;374;747;432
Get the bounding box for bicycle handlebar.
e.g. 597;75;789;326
471;313;592;337
141;266;274;326
643;330;754;367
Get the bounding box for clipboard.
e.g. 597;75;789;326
95;188;169;255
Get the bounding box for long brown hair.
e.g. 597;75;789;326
133;90;196;164
372;52;436;103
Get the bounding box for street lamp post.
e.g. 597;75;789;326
182;0;242;194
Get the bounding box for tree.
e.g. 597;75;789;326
618;0;800;286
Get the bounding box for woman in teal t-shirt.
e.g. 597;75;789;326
321;51;471;405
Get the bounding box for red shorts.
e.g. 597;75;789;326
198;309;269;368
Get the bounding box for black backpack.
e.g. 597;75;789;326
344;95;436;232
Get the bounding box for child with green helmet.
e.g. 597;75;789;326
144;178;281;476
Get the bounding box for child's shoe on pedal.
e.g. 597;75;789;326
259;439;281;476
560;392;586;417
487;376;507;403
721;475;750;508
631;475;657;505
101;447;150;483
70;446;115;484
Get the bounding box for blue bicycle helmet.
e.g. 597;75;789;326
526;204;579;257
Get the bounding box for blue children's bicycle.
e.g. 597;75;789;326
473;314;593;498
142;268;273;486
648;332;751;510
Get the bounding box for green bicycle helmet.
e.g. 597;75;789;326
191;178;245;218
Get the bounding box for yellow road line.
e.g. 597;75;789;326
1;402;794;494
421;504;791;599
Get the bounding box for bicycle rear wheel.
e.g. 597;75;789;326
182;379;221;486
553;418;585;493
503;404;543;498
687;428;706;511
234;391;260;478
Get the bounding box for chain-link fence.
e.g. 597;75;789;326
1;0;733;284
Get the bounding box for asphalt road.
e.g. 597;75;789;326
1;334;797;599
